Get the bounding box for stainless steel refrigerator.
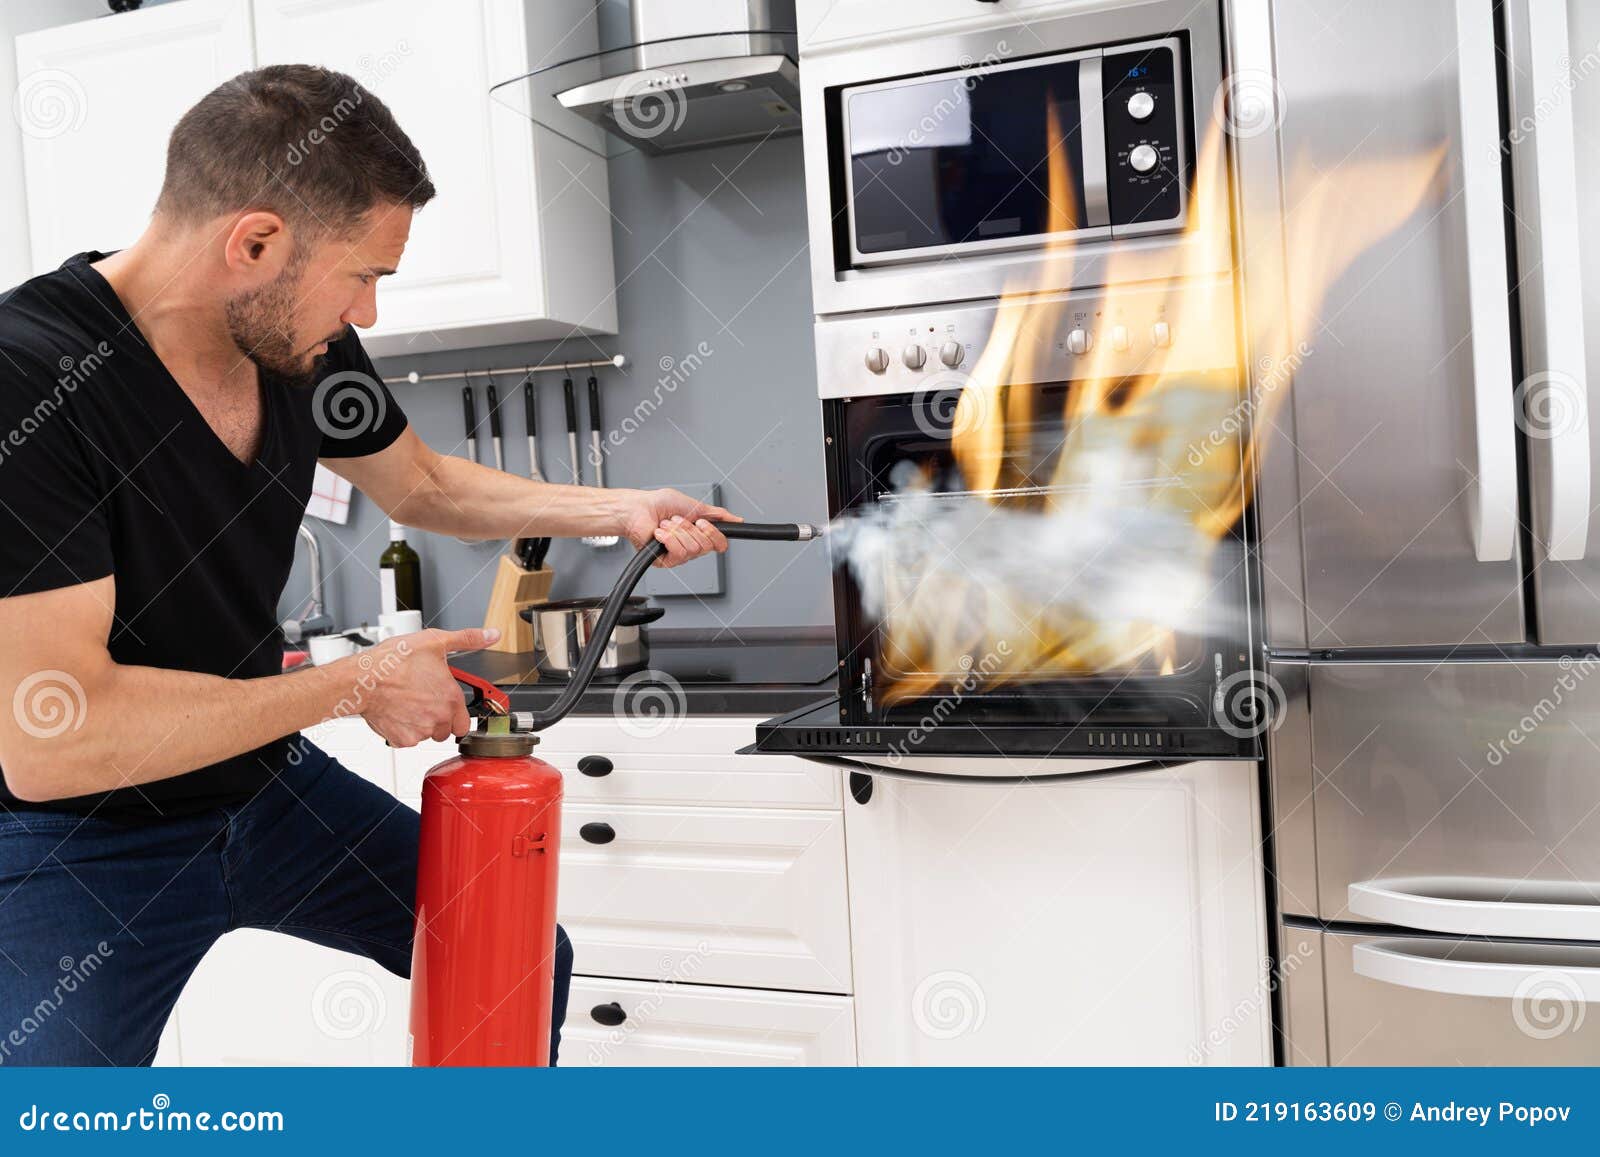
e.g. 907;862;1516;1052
1234;0;1600;1062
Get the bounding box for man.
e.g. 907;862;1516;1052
0;65;735;1065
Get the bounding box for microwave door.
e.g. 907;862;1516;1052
1246;0;1524;649
1507;0;1600;645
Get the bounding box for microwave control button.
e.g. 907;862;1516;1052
1128;143;1159;173
1110;324;1131;352
1066;328;1093;356
1126;91;1156;121
1151;321;1172;348
864;346;889;373
939;340;964;368
902;344;927;370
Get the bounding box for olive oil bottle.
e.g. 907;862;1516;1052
379;521;423;617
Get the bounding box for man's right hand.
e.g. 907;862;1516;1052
344;626;499;747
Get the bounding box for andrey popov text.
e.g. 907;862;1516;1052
1214;1102;1573;1126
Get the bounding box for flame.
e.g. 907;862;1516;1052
867;104;1447;706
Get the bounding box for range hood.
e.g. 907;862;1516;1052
554;0;801;155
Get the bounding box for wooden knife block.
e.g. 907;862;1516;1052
483;554;554;654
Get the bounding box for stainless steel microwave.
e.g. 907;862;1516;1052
837;36;1191;269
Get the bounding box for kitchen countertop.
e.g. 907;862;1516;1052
447;628;837;717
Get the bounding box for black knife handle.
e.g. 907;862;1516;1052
461;384;476;431
486;382;501;437
563;377;577;433
523;379;537;435
587;376;602;433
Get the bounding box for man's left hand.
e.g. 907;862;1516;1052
621;488;741;567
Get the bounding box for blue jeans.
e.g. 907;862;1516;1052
0;740;572;1066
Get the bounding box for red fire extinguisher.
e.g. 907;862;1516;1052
408;523;819;1067
409;670;561;1066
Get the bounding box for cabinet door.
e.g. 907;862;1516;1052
176;928;409;1066
844;761;1269;1065
560;803;851;994
251;0;615;353
16;0;256;273
565;976;855;1067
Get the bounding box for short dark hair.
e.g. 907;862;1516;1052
155;64;435;238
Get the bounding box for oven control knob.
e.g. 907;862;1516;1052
1066;328;1093;356
1126;91;1155;121
1151;320;1173;348
1128;143;1159;173
902;344;927;370
864;346;889;373
1110;324;1131;352
939;340;964;368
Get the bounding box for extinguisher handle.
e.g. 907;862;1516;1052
450;665;511;716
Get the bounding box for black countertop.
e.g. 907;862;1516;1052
448;629;837;717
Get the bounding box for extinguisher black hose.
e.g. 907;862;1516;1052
520;521;822;732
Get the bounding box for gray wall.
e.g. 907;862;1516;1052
285;128;831;638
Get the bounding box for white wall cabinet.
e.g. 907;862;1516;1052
250;0;616;354
15;0;255;272
14;0;616;353
842;760;1272;1066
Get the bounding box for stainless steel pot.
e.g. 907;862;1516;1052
522;596;665;676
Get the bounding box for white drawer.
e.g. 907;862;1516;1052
393;716;841;809
559;802;852;994
566;976;856;1066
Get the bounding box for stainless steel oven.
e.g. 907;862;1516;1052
757;0;1262;764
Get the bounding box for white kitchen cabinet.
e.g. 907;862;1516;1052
560;801;851;994
843;760;1271;1065
565;976;856;1067
251;0;617;354
175;928;409;1066
15;0;256;273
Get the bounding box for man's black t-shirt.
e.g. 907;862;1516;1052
0;253;407;819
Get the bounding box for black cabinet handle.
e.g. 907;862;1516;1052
590;1001;626;1027
579;822;616;845
578;755;613;778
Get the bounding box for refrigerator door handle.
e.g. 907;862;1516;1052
1348;878;1600;941
1521;0;1592;562
1455;0;1520;563
1353;939;1600;1001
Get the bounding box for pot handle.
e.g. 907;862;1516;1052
617;604;665;627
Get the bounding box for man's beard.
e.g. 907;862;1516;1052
224;255;337;389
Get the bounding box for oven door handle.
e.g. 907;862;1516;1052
786;751;1207;786
1353;939;1600;1002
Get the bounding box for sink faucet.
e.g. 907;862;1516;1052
282;521;335;643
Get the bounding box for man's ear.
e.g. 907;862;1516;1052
221;210;294;282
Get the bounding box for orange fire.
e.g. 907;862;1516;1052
871;100;1446;706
